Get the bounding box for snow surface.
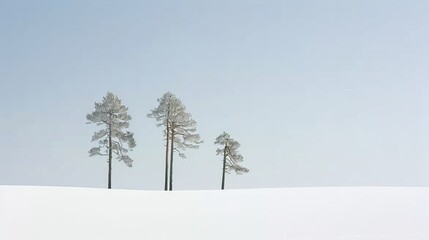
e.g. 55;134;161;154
1;186;428;240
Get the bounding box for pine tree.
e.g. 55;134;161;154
87;92;136;189
148;92;202;191
148;92;173;191
215;132;248;190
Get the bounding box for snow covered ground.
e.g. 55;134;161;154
1;186;428;240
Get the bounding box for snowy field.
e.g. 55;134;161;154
1;186;428;240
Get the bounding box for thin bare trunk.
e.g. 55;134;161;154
164;123;169;191
108;118;112;189
221;143;227;190
169;127;175;191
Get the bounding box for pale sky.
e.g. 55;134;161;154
1;0;428;190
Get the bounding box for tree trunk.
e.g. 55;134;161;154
169;127;175;191
108;121;112;189
221;143;227;190
164;123;169;191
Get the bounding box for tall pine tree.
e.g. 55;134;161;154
148;92;202;191
87;92;136;189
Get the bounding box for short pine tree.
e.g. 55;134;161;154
215;132;248;190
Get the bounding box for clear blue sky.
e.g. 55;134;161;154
1;0;428;190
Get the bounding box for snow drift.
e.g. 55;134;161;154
1;186;428;240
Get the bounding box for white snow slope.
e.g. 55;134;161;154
1;186;429;240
